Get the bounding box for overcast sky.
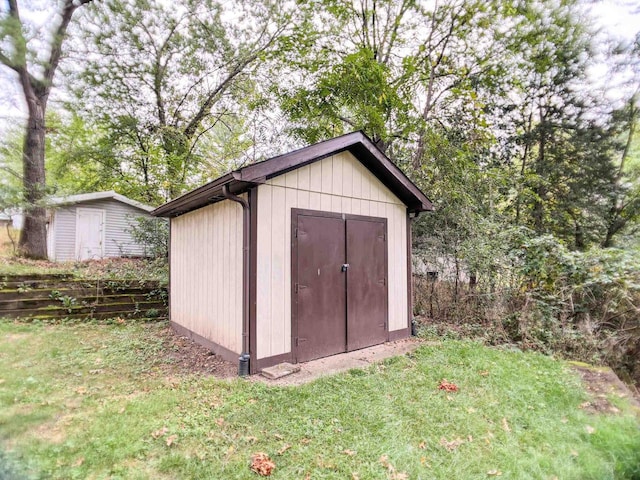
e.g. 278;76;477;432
0;0;639;135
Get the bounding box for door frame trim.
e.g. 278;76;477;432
291;208;389;364
75;207;106;261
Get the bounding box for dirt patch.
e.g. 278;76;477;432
570;361;640;415
3;333;29;342
156;326;237;378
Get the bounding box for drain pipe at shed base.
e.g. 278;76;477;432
222;184;251;376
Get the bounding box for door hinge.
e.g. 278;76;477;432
294;228;298;238
378;278;386;286
294;283;307;293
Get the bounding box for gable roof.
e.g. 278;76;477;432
152;131;433;218
49;191;155;212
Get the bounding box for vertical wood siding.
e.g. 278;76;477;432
170;199;244;355
50;199;154;261
256;151;408;360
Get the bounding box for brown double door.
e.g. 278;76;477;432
293;209;388;363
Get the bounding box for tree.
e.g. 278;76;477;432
0;0;93;258
67;0;294;203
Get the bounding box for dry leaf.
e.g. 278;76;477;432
438;379;459;392
570;450;579;457
467;407;477;413
579;401;591;409
274;433;284;440
343;449;356;456
560;417;568;424
479;370;490;376
277;444;291;455
245;436;258;443
0;379;5;384
215;417;225;427
300;438;311;445
351;473;360;480
250;452;275;476
585;425;595;434
487;469;502;476
165;434;178;447
439;437;465;451
152;427;168;439
72;457;84;467
467;435;473;443
118;407;125;414
378;455;395;473
392;473;409;480
418;441;426;449
501;418;511;432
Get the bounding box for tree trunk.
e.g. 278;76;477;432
18;100;48;259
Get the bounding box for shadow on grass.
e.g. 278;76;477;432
0;449;29;480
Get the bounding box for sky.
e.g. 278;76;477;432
0;0;639;136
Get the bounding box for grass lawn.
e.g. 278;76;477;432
1;320;639;479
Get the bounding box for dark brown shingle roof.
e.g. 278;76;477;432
152;131;433;217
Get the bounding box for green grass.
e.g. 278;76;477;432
1;320;639;479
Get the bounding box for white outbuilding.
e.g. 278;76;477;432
46;191;155;261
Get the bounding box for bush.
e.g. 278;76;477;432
127;216;169;259
414;231;640;385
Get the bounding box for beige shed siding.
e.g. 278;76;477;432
256;151;408;360
170;198;244;355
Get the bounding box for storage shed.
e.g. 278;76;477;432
152;132;433;374
47;191;155;261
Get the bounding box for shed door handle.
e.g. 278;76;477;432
341;264;349;272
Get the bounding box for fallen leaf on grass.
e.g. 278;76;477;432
244;436;258;443
392;473;409;480
215;417;225;427
501;417;511;432
585;425;595;434
418;441;426;449
351;474;360;480
250;452;275;476
439;437;465;451
487;469;502;476
72;457;84;467
273;433;284;440
165;434;178;447
479;370;490;376
343;449;356;456
277;444;291;455
151;427;168;439
438;379;459;392
300;438;311;445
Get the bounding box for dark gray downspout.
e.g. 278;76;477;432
222;184;250;375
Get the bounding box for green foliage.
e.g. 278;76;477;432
127;216;169;259
66;0;297;203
